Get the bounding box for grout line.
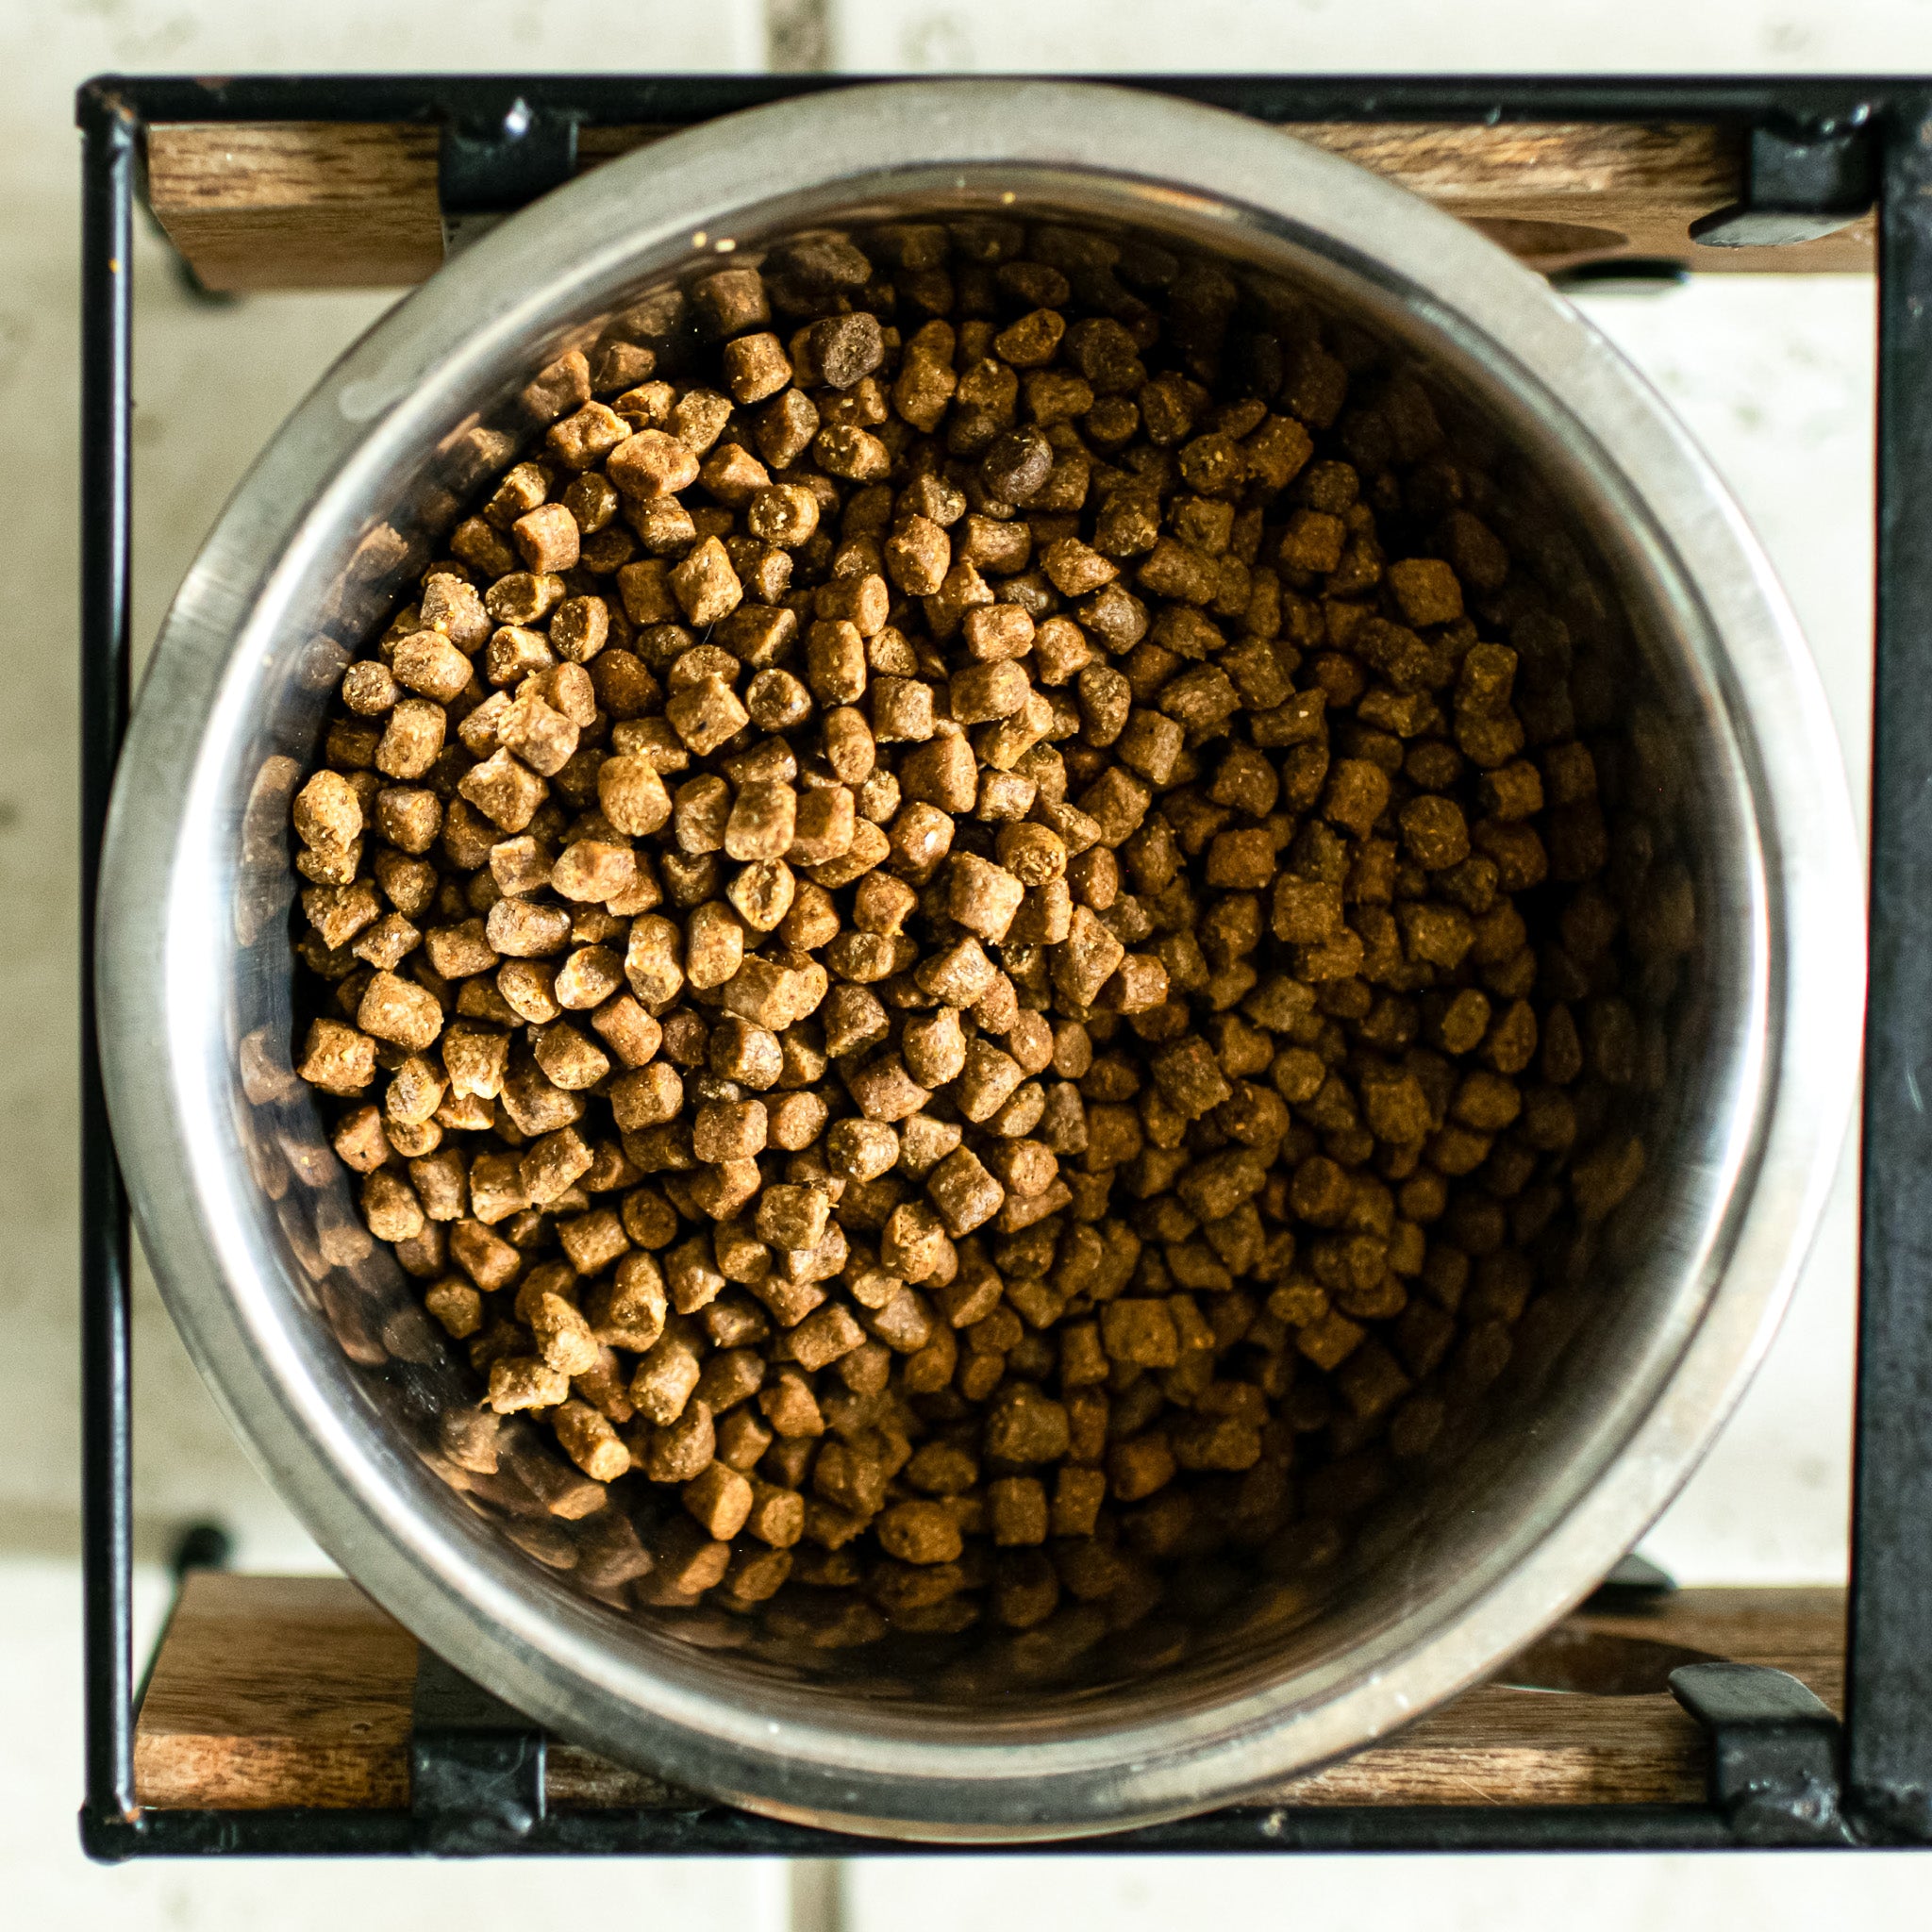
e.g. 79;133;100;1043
766;0;832;72
789;1857;846;1932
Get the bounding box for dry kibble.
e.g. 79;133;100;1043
680;901;742;991
666;675;751;758
962;604;1036;664
670;536;743;625
878;1500;964;1566
459;749;547;833
948;853;1026;943
722;332;793;404
756;1183;831;1252
598;754;673;838
391;630;473;705
826;1117;899;1183
358;971;443;1053
952;660;1031;724
296;216;1654;1651
609;427;700;499
498;691;578;777
725;780;798;862
487;897;571;958
552;841;637;905
1388;557;1464;627
425;1277;484;1339
293;769;363;851
534;1021;610;1091
926;1144;1007;1236
489;1357;571;1414
299;1018;379;1095
554;1398;631;1482
376;699;446;781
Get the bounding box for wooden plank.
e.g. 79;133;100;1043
1254;1586;1846;1809
136;1574;417;1808
133;1572;1846;1814
144;123;446;291
1297;122;1874;275
143;119;1874;293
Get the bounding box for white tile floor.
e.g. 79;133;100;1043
829;0;1932;72
1;1;1924;1924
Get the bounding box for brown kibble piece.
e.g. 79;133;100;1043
294;769;363;851
1101;1299;1180;1368
951;660;1031;724
530;1290;601;1376
391;631;473;705
670;536;743;626
554;1399;630;1483
983;1384;1071;1465
358;972;443;1053
1388;558;1464;627
725;780;798;862
757;1184;831;1252
926;1145;1007;1237
375;700;446;782
989;1476;1049;1545
299;1018;377;1095
667;675;751;757
609;428;700;499
947;853;1026;943
489;1357;570;1414
685;1461;755;1541
1400;794;1471;871
1323;759;1391;838
512;502;580;575
723;332;793;403
878;1500;964;1565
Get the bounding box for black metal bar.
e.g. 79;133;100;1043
1848;85;1932;1849
82;1802;1767;1861
78;71;1890;135
77;81;137;1834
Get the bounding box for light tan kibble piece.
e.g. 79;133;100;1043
599;754;673;836
554;1399;631;1482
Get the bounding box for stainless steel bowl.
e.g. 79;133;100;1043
97;79;1863;1840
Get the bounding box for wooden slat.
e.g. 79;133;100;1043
137;1574;417;1808
1256;1586;1845;1809
143;119;1874;293
133;1572;1845;1814
1298;121;1874;275
145;123;447;291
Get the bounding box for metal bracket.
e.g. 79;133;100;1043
1583;1552;1677;1613
438;96;579;258
1670;1661;1855;1845
409;1649;547;1855
168;1520;233;1581
1690;118;1874;248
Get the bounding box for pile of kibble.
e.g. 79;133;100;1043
286;218;1674;1660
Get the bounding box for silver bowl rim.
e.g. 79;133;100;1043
97;78;1864;1840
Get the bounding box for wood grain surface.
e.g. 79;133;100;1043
143;118;1874;291
133;1572;1846;1814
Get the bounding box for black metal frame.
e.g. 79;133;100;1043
75;70;1932;1860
